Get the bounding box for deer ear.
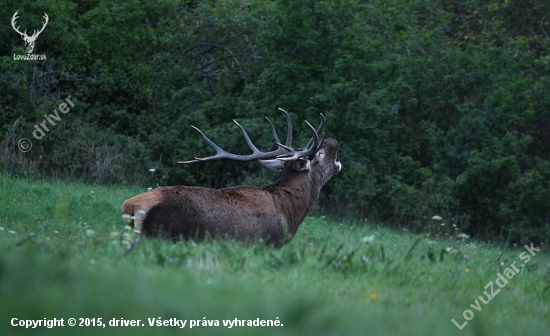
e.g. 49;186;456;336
259;159;285;172
293;158;311;171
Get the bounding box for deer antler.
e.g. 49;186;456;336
11;11;26;37
179;109;324;164
11;12;48;39
31;13;49;39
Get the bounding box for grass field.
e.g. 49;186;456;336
0;173;548;335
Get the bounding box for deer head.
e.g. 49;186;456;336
12;11;49;54
122;108;341;247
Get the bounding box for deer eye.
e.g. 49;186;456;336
316;149;325;160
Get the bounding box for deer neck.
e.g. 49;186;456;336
264;170;321;236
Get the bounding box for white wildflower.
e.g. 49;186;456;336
149;168;156;173
361;235;375;243
432;215;443;220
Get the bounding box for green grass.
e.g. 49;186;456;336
0;173;549;335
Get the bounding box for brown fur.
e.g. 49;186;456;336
122;138;341;248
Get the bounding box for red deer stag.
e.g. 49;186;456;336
121;108;341;247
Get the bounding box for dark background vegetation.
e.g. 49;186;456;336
1;0;549;243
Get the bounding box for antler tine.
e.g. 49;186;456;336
303;113;325;154
178;125;232;164
11;11;25;36
277;107;292;147
265;116;282;144
33;13;49;37
314;113;325;153
301;120;321;158
264;116;281;145
317;113;325;134
232;119;261;154
316;132;325;152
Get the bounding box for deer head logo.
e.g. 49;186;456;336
11;11;49;54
